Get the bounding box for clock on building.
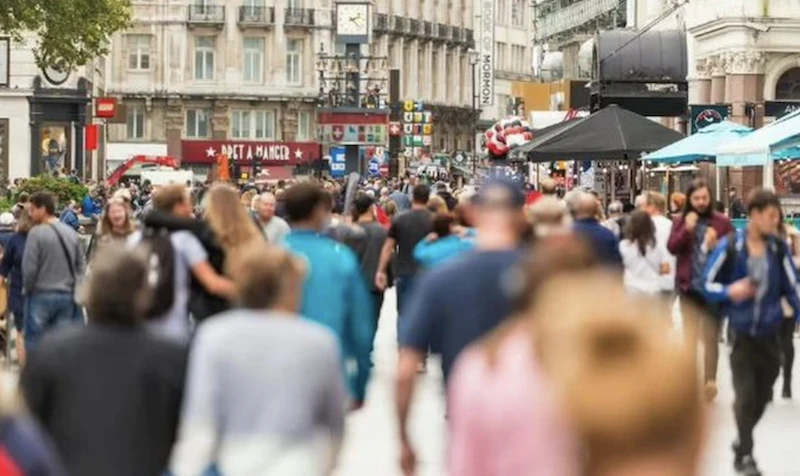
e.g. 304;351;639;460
335;3;370;43
41;57;70;86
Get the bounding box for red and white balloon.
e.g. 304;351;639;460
484;116;533;159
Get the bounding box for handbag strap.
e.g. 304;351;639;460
49;223;77;284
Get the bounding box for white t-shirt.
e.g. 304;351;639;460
128;230;208;342
652;215;676;292
620;239;667;295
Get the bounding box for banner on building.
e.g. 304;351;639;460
478;0;495;107
329;146;346;178
764;100;800;119
689;105;729;134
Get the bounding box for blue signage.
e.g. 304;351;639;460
330;147;346;177
368;158;381;176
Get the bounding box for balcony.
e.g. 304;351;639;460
438;23;452;41
237;6;274;28
187;4;226;28
464;28;475;47
423;21;434;38
408;18;421;36
534;0;623;43
374;13;388;33
452;26;463;43
284;8;315;27
389;15;408;34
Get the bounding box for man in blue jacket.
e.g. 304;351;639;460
281;183;375;408
571;192;622;266
703;188;800;476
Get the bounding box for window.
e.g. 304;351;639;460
287;0;304;9
126;107;145;139
194;36;216;81
511;0;524;27
232;110;276;139
297;111;311;140
243;37;264;83
194;0;215;14
126;35;151;70
232;110;252;138
498;0;507;24
286;39;303;85
186;109;211;138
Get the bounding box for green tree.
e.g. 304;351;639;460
1;0;132;69
16;175;89;208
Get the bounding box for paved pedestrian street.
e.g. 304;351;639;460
337;290;800;476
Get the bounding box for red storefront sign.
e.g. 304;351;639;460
181;140;320;165
95;97;117;118
85;125;98;151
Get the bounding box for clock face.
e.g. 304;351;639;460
336;3;369;37
41;58;70;86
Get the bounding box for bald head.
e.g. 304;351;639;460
573;192;599;219
257;192;277;221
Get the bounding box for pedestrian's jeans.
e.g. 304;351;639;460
25;291;84;352
395;275;416;339
730;328;781;457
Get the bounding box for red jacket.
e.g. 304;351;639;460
667;212;733;293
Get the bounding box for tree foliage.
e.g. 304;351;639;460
16;176;89;207
1;0;132;69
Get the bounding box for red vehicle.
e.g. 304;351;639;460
106;155;180;187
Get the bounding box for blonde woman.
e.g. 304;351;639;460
89;198;137;258
191;183;264;321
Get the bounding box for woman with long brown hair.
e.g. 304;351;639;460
203;183;263;260
619;210;670;296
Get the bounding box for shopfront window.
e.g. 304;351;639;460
776;68;800;100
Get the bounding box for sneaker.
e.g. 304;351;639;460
704;381;718;402
735;455;762;476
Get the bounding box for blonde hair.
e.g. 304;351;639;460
532;273;703;474
427;195;448;214
226;242;306;309
241;189;257;209
205;184;263;256
528;196;570;237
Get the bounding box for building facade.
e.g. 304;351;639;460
104;0;327;177
0;35;99;181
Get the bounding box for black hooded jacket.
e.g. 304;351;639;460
141;210;229;322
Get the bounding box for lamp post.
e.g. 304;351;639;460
468;48;480;178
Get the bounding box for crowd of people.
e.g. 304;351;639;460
0;171;793;476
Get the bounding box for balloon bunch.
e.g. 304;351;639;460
484;116;534;160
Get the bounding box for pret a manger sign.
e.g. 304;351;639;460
479;0;495;107
219;143;298;162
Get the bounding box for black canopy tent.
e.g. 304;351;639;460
517;105;683;162
507;118;581;161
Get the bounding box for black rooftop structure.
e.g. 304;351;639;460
590;30;688;118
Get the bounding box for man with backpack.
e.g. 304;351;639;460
703;188;800;476
129;184;235;343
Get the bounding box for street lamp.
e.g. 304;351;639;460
468;48;480;178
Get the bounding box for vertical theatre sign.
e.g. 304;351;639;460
479;0;495;106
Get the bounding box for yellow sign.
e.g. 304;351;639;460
403;101;415;112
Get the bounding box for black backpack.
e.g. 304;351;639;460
139;227;176;320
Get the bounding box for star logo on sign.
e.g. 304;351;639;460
205;147;216;157
294;148;303;160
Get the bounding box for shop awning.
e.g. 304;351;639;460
645;121;752;164
716;111;800;166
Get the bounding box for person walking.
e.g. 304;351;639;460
22;193;85;352
170;244;346;476
350;194;389;328
282;183;375;408
375;184;433;332
255;192;291;243
395;179;526;476
619;210;671;296
779;218;800;399
87;198;137;259
132;184;235;341
21;244;187;476
572;192;622;266
668;178;733;401
703;188;800;476
0;208;33;365
644;191;677;299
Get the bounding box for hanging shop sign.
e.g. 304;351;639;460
478;0;495;107
689;104;729;134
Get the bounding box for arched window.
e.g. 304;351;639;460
775;68;800;100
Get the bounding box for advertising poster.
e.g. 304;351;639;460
41;125;69;174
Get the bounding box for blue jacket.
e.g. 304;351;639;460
59;209;80;231
573;218;622;266
413;234;475;269
703;230;800;336
81;196;100;217
282;230;375;401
